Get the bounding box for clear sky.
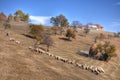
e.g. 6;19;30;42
0;0;120;32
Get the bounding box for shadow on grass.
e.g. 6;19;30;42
22;34;36;39
77;50;106;62
77;50;89;57
59;37;71;41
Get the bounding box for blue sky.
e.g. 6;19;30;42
0;0;120;32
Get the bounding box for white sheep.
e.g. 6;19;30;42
15;40;20;44
89;65;94;70
28;46;34;51
76;63;82;68
50;54;54;57
97;67;105;73
46;52;54;57
60;57;68;62
9;38;15;41
28;46;32;49
55;56;61;60
38;49;43;54
94;68;100;75
82;64;88;70
68;60;75;64
39;49;45;53
62;58;68;62
91;68;96;72
34;48;39;52
86;65;90;70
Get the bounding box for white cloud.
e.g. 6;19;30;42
29;16;51;25
112;19;120;27
110;19;120;31
116;2;120;5
112;22;120;26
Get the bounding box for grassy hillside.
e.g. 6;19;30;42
0;22;120;80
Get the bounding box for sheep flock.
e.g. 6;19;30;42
8;36;105;75
28;46;105;75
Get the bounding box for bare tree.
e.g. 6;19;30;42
42;35;54;52
71;21;82;33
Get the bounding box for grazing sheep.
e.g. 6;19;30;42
9;38;21;44
60;58;68;63
97;67;105;73
76;63;79;67
85;65;90;70
55;56;57;59
89;65;94;71
28;46;35;51
40;49;45;53
82;64;88;70
10;38;15;41
68;60;75;64
84;64;90;70
81;64;88;70
50;54;54;57
91;67;100;75
34;48;38;52
76;63;82;68
65;59;68;62
38;47;46;51
15;40;20;44
58;56;62;60
55;56;60;60
94;68;100;75
34;47;46;53
63;58;68;63
46;52;54;57
28;46;33;50
38;49;43;54
91;68;96;72
28;46;105;75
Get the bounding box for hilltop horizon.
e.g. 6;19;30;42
0;0;120;32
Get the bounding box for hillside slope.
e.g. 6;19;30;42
0;23;120;80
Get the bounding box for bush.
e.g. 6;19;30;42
66;29;76;40
4;23;11;29
89;41;117;61
42;35;54;52
84;28;90;36
29;24;44;42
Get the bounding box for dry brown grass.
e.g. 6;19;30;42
0;23;120;80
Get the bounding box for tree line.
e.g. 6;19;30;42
0;10;29;23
